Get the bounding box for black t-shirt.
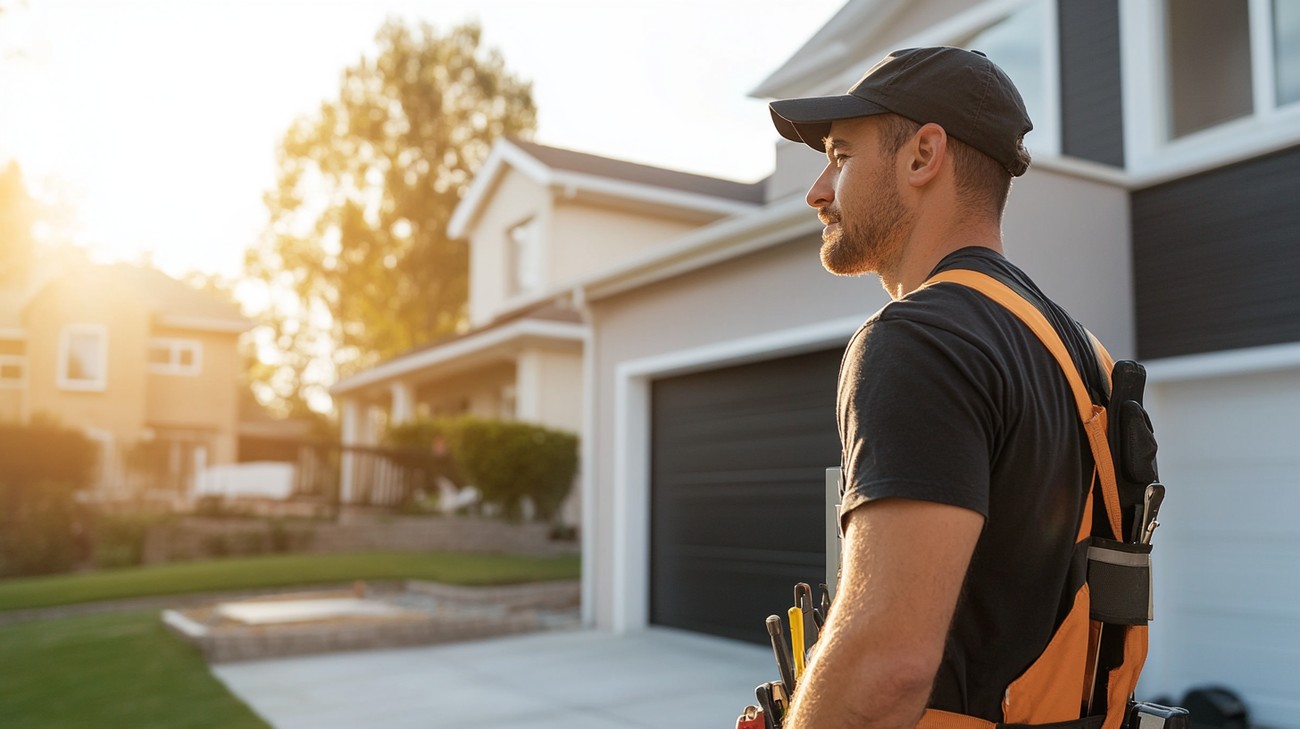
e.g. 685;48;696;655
837;246;1109;721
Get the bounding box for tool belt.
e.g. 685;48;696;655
738;269;1189;729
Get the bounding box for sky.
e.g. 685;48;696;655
0;0;846;281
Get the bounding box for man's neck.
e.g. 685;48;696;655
880;219;1003;300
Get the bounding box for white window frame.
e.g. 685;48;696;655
0;354;26;388
57;324;108;392
148;338;203;376
1121;0;1300;179
506;217;544;299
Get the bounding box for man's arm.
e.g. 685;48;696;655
784;498;984;729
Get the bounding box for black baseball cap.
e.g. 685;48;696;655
769;47;1033;176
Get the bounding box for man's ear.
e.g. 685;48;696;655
905;123;947;188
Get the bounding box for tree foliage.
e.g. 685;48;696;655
246;19;536;415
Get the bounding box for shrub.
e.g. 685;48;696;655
0;421;96;576
445;417;578;522
384;417;579;522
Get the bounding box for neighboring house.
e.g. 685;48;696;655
0;261;251;498
535;0;1294;724
328;138;764;518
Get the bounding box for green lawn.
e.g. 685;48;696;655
0;550;580;612
0;551;581;727
0;610;270;728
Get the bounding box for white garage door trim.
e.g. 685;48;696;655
606;315;862;633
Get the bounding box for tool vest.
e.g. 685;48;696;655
915;269;1155;729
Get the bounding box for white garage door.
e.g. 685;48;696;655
1145;367;1300;728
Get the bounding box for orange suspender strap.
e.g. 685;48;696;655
924;270;1124;542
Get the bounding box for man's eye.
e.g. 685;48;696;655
833;154;848;167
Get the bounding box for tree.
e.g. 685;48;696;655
245;19;536;415
0;161;36;283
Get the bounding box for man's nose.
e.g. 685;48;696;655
806;162;835;209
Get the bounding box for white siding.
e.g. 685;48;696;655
1145;367;1300;727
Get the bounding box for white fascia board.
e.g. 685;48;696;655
1144;342;1300;384
447;139;554;240
550;170;760;218
329;318;589;395
581;195;819;302
750;0;903;98
814;0;1040;97
157;315;251;334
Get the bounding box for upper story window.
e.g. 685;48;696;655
1276;0;1300;105
148;338;202;376
961;0;1055;153
0;355;25;387
1166;0;1254;138
1122;0;1300;174
57;324;107;392
507;218;543;297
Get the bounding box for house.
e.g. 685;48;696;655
558;0;1297;724
330;0;1297;715
328;138;764;518
0;260;252;498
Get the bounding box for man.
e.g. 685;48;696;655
768;47;1111;728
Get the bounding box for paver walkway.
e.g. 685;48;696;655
214;626;774;729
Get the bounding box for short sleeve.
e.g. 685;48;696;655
838;313;1000;530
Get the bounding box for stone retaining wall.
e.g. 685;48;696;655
142;514;579;564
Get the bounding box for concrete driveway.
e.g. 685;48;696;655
213;627;774;728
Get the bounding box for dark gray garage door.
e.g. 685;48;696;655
650;348;842;644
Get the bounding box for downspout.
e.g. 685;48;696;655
574;284;598;628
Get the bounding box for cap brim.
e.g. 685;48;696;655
769;94;890;152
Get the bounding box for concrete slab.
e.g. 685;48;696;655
213;627;774;729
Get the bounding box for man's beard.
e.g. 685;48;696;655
819;171;910;278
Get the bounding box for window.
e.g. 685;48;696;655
961;0;1055;152
507;218;543;296
1123;0;1300;173
57;324;107;391
148;338;202;375
1166;0;1253;138
1276;0;1300;106
0;355;25;387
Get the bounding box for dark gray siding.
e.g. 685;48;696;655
1132;145;1300;360
1058;0;1124;167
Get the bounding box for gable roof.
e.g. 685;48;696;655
447;138;765;239
0;261;250;334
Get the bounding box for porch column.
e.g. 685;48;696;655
339;396;361;504
515;350;541;422
390;381;416;425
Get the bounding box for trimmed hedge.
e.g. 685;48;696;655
0;421;97;576
386;417;578;522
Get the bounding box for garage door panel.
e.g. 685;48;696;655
653;475;827;554
651;348;841;643
651;549;825;643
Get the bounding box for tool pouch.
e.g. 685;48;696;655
1087;538;1152;625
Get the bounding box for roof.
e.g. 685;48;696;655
447;138;765;239
0;261;250;334
330;299;587;396
509;139;767;204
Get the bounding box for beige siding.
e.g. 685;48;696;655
517;347;583;434
548;201;701;287
467;169;552;326
24;272;150;439
145;327;242;464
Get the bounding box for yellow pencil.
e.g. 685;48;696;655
788;606;805;678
